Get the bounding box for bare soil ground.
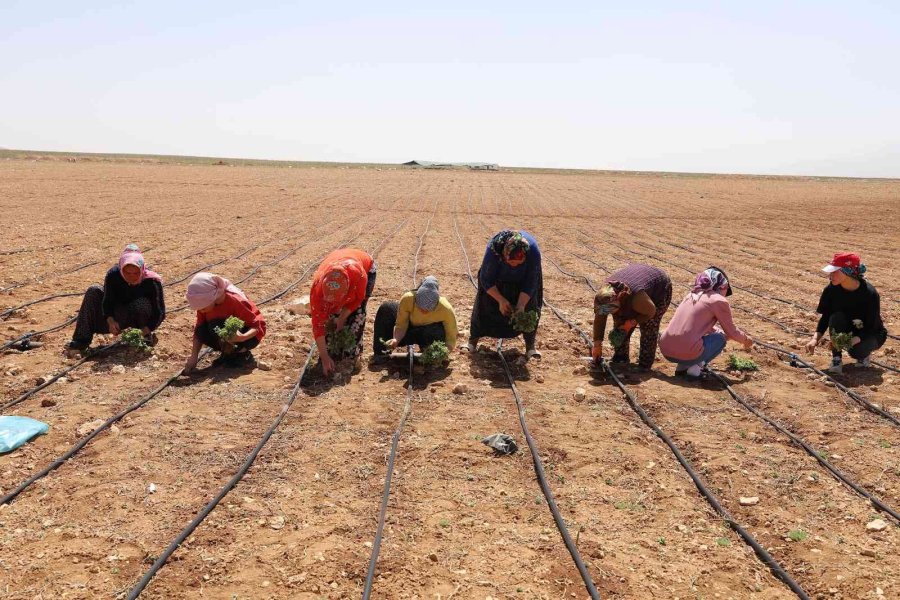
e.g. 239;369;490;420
0;157;898;599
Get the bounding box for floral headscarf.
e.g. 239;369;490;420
692;266;731;297
490;230;530;263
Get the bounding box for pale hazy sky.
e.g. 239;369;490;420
2;1;898;177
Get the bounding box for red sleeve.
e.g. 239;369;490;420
342;262;369;314
310;278;329;339
231;297;266;342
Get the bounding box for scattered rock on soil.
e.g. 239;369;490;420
866;519;887;532
41;398;56;407
573;387;586;402
739;496;759;506
452;383;468;395
111;365;126;375
76;419;105;436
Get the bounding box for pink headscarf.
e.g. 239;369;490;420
186;272;246;310
119;244;162;283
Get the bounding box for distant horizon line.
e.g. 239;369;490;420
1;147;897;182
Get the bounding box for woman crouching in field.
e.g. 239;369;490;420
66;244;165;356
659;267;753;381
183;273;266;373
806;252;887;374
373;275;458;362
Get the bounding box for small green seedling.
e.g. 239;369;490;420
716;537;731;547
830;330;853;351
788;529;808;542
326;318;357;356
121;328;148;350
727;354;759;372
509;309;539;333
419;341;450;366
214;316;245;341
608;328;628;348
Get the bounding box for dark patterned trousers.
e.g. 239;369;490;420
71;285;153;347
612;282;673;369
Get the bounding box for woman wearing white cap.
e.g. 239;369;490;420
373;275;458;359
807;252;886;374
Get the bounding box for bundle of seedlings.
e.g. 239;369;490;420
608;327;628;349
214;316;246;341
121;328;149;351
419;341;450;367
326;318;357;356
727;354;759;372
509;309;539;333
830;330;853;352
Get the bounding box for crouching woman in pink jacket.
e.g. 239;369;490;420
658;267;753;381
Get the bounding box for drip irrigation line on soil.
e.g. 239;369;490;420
538;299;810;600
0;348;211;506
362;202;436;599
496;339;602;600
127;220;409;597
0;291;82;319
0;314;77;353
0;227;376;504
0;341;122;411
124;346;316;600
754;340;900;429
0;259;102;294
707;369;900;523
453;212;602;600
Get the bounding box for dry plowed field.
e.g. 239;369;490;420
1;158;898;599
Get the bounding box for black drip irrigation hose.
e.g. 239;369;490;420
496;340;602;599
0;341;122;411
707;370;900;523
124;347;316;600
754;340;900;428
539;300;810;600
0;259;102;294
0;228;370;505
0;348;212;506
452;212;602;600
0;314;78;353
361;348;414;599
362;204;436;599
0;292;83;319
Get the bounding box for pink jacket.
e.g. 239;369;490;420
659;291;749;360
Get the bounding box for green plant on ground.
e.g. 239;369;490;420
509;309;539;333
830;330;853;351
326;318;356;356
214;316;245;341
727;354;759;372
419;341;450;366
121;328;148;350
716;537;730;547
788;529;808;542
608;327;628;348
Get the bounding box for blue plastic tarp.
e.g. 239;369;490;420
0;416;49;453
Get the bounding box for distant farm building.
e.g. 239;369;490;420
402;160;498;171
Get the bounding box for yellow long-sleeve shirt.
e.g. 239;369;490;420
395;291;458;349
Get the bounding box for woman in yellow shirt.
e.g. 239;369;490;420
373;276;458;359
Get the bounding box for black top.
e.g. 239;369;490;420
102;266;166;330
815;280;885;339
